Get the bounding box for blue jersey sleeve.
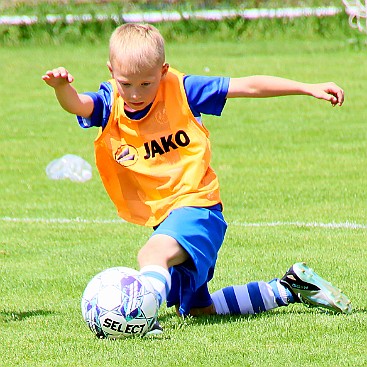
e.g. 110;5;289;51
183;75;230;117
77;81;113;129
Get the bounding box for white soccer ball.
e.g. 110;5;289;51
81;267;158;338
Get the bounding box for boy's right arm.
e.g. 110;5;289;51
42;67;94;118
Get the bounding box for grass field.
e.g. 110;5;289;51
1;34;366;366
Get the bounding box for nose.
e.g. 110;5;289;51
130;88;140;101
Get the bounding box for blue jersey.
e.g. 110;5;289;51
77;75;230;128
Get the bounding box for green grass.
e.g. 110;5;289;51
1;36;367;367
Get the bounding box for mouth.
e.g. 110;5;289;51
130;102;144;108
124;101;146;113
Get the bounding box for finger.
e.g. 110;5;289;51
48;67;67;78
337;88;344;106
59;68;69;78
330;91;343;107
55;67;74;83
327;85;344;106
43;68;72;83
329;95;338;106
43;70;56;77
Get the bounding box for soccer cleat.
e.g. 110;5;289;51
280;262;352;314
144;321;163;336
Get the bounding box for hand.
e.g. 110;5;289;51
42;67;74;88
41;67;93;117
309;82;344;107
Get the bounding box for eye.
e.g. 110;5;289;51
141;82;151;87
119;82;130;87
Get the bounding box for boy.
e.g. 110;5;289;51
42;23;351;335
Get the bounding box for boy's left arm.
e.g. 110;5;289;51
227;76;344;106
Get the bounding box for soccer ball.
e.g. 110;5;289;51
81;267;159;338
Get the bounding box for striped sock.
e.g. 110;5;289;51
268;278;295;305
211;280;291;315
140;265;171;308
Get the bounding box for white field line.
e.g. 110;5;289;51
0;216;124;224
1;216;366;229
231;220;367;230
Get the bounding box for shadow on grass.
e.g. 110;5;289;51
162;305;367;330
0;309;55;323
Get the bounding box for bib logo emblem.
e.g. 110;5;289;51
115;145;138;167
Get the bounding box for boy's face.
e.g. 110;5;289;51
108;61;169;112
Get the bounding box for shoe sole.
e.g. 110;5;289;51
292;262;352;314
144;329;163;337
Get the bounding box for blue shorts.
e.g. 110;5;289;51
152;204;227;315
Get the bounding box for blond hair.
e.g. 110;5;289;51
109;23;165;73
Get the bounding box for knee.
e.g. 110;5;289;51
137;239;167;268
137;245;151;266
137;234;189;268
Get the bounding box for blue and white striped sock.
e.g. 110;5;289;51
140;265;171;308
268;278;295;305
211;279;293;315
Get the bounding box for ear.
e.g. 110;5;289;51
107;61;113;76
161;63;169;78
